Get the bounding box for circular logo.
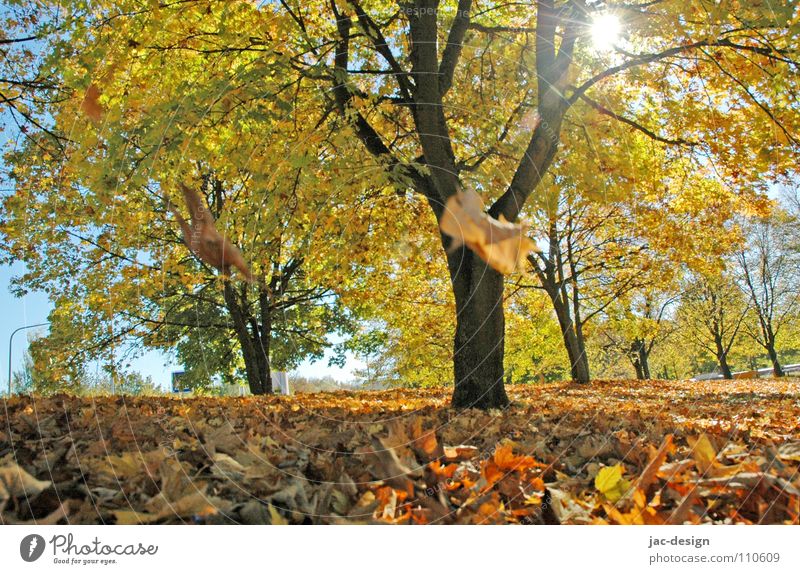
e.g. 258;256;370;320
20;534;46;562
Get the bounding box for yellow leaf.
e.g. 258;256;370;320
687;433;717;474
113;510;159;525
595;464;630;503
268;503;288;525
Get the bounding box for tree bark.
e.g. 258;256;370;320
547;289;590;384
258;285;273;393
714;335;734;379
223;280;272;394
630;338;650;380
449;249;510;409
766;340;784;377
639;343;651;379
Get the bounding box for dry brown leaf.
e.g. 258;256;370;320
81;84;104;122
211;453;246;479
777;442;800;462
168;183;253;282
3;380;800;525
546;487;592;524
0;463;51;501
1;501;69;525
204;421;242;456
637;434;673;492
668;485;701;524
443;445;480;462
439;188;535;274
694;472;800;496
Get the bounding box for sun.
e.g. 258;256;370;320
591;13;622;51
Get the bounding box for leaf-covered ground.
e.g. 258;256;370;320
2;379;799;525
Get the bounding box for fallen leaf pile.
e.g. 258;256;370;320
1;379;798;524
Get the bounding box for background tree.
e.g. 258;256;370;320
678;270;750;379
504;288;569;383
737;211;800;376
523;187;651;383
600;286;679;380
0;2;418;394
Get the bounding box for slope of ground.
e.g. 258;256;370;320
1;379;799;524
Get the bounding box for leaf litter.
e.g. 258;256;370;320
1;379;799;524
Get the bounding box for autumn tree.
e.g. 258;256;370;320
504;288;569;383
1;2;417;394
736;211;799;377
3;0;799;406
522;187;651;384
599;287;679;380
678;271;749;379
275;0;798;406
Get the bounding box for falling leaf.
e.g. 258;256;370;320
439;188;535;275
167;183;254;282
81;84;104;122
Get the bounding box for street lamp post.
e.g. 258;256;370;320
7;322;49;396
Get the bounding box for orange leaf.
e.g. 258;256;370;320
637;434;673;491
439;188;535;275
81;84;104;122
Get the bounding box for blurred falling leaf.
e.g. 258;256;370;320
440;188;535;274
81;84;104;122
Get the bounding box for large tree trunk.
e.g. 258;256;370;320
449;249;510;409
223;281;271;395
639;343;651;379
631;348;645;380
718;354;733;379
714;335;733;379
252;326;272;394
630;338;651;380
257;286;273;393
766;340;784;377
